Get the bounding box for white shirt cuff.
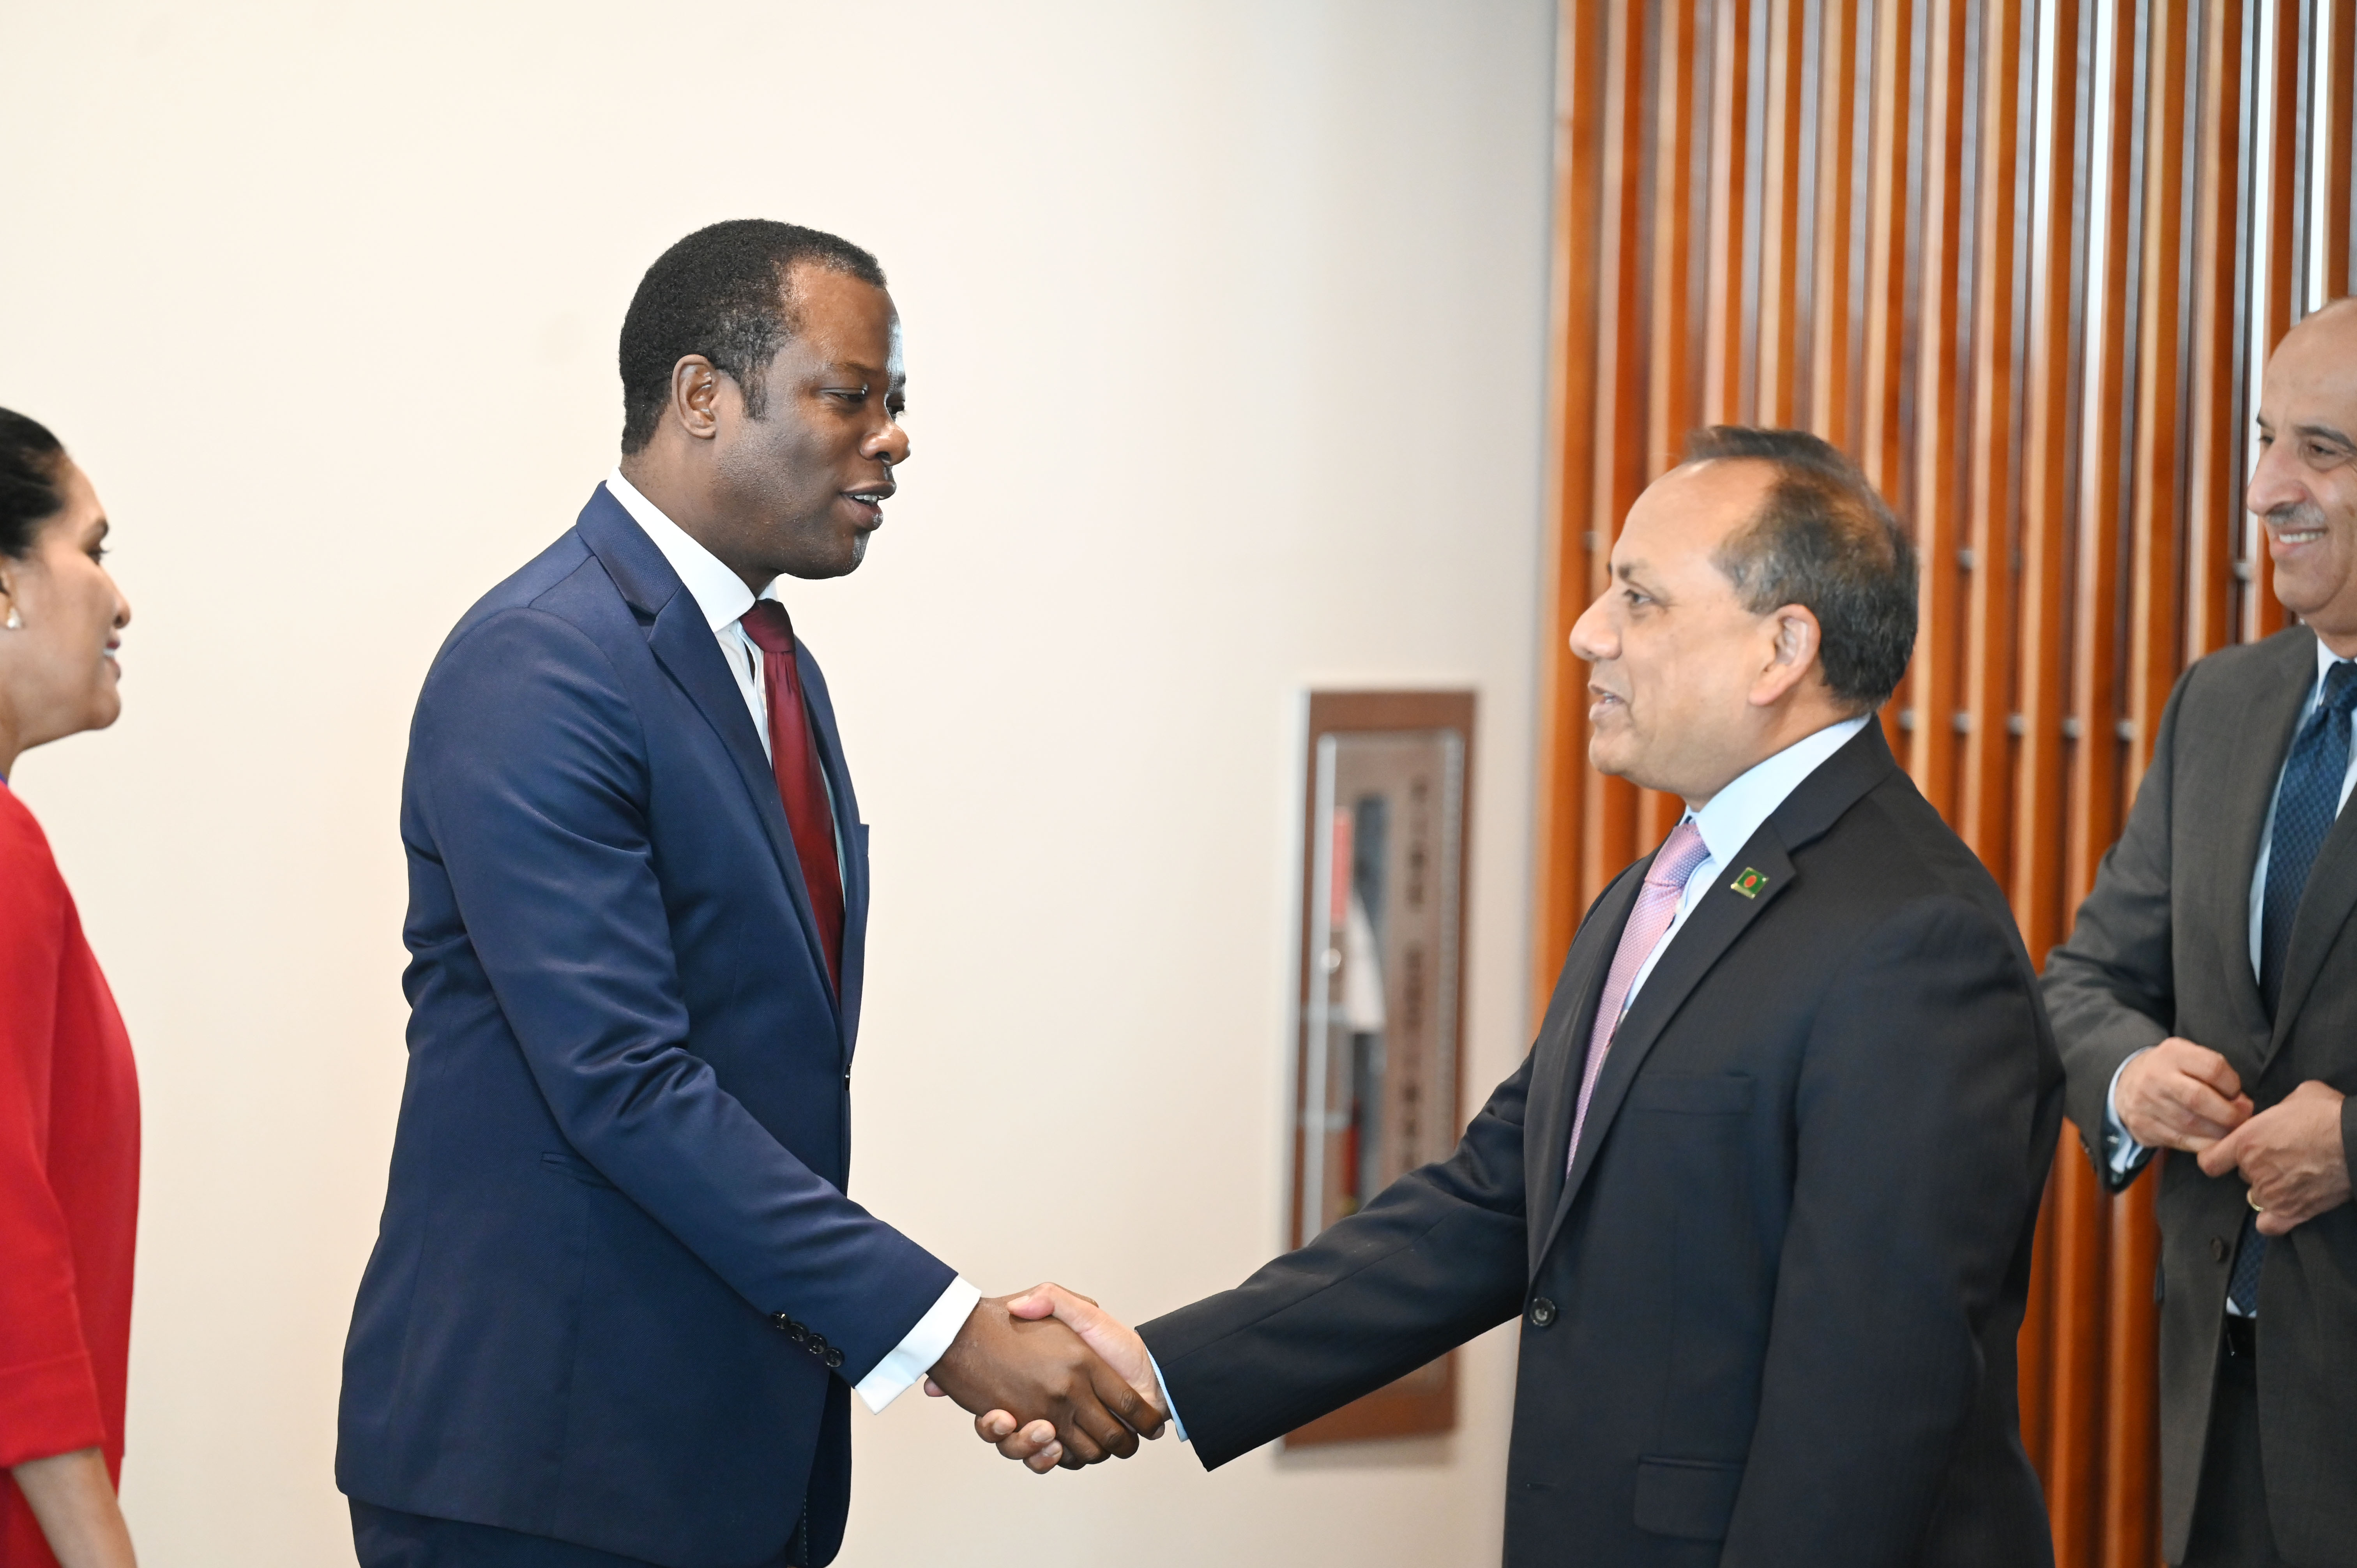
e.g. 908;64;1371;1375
2104;1048;2155;1178
1147;1351;1187;1444
854;1276;983;1414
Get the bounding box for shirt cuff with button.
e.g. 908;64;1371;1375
1146;1352;1187;1444
855;1276;983;1414
2103;1047;2157;1180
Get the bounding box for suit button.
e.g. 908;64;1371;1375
1528;1297;1557;1329
770;1314;795;1335
2211;1236;2230;1264
824;1348;844;1369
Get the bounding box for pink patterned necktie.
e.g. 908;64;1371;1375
1567;819;1710;1171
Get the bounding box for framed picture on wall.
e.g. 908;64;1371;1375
1283;690;1475;1448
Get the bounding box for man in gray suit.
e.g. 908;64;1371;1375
2045;297;2357;1568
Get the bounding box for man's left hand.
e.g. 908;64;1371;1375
2197;1079;2352;1236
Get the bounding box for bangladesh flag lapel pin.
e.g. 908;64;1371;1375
1728;867;1769;899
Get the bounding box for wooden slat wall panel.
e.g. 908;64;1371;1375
1537;1;2357;1556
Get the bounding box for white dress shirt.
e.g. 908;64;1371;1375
2102;641;2357;1260
1149;712;1874;1441
605;469;980;1411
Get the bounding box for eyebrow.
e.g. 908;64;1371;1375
2257;415;2355;448
825;360;905;390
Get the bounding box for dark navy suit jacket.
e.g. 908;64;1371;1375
337;486;954;1568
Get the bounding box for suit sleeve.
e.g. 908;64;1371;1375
1723;895;2055;1567
2041;669;2188;1187
1136;1051;1534;1469
410;608;953;1382
0;804;108;1469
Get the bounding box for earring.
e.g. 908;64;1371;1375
2;606;18;631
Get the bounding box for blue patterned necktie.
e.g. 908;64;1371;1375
2230;659;2357;1315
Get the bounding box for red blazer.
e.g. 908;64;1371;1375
0;784;138;1568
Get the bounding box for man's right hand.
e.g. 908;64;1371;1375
924;1294;1164;1467
2116;1037;2255;1152
967;1284;1162;1474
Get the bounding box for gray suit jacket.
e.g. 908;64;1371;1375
2045;625;2357;1567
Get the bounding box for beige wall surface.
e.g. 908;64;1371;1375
0;2;1555;1563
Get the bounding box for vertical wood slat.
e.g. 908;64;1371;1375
1862;0;1919;765
1648;0;1706;480
2124;1;2191;804
1578;0;1651;911
2186;0;2249;662
2009;0;2082;1499
1705;0;1757;424
2053;0;2143;1547
1861;0;1919;504
2252;0;2306;643
1530;0;1612;1024
1639;2;1703;852
2104;8;2194;1554
1756;0;1811;422
1906;0;1975;814
1807;0;1864;447
1958;0;2030;872
2332;0;2356;291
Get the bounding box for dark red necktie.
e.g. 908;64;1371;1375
739;601;844;991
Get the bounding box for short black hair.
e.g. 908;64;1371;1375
1684;425;1918;711
0;407;67;559
617;220;888;455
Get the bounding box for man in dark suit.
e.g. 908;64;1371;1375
974;428;2063;1566
2042;298;2357;1568
336;221;1159;1568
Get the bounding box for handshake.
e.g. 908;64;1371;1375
924;1284;1164;1473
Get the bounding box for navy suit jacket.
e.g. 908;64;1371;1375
337;486;954;1568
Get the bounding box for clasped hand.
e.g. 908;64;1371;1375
924;1290;1165;1470
2119;1038;2350;1235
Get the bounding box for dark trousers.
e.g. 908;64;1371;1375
352;1501;806;1568
2180;1322;2291;1568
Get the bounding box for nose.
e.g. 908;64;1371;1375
1568;592;1616;664
866;415;910;468
2247;436;2305;520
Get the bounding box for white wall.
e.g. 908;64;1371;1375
0;3;1556;1563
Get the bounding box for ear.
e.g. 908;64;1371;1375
668;355;726;442
1748;604;1824;708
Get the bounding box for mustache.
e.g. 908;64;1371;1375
2264;501;2330;530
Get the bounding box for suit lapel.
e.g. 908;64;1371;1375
1529;721;1898;1273
1522;866;1640;1273
2202;631;2315;1063
575;487;844;1029
1533;838;1797;1267
2272;664;2357;1056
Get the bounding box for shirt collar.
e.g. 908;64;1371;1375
1686;713;1873;871
605;467;768;634
2315;632;2352;700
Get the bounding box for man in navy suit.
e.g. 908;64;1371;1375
337;221;1161;1568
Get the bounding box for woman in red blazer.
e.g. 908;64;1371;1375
0;408;139;1568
